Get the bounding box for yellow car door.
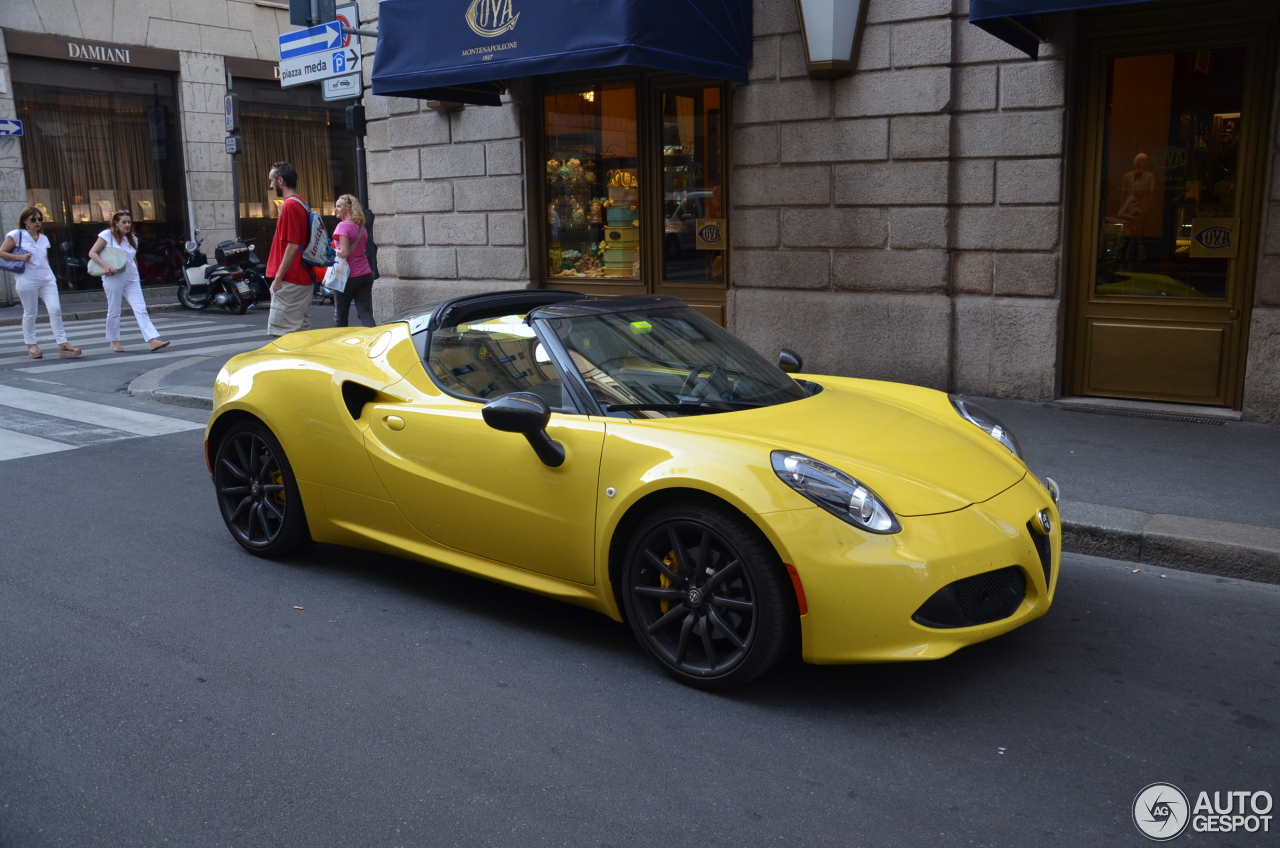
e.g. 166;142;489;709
362;314;604;585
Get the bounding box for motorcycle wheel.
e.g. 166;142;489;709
230;290;250;315
177;283;209;311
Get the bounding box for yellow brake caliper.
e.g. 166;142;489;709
659;551;678;614
272;470;285;506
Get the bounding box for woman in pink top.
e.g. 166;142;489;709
332;194;374;327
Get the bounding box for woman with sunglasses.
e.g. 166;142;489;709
89;210;169;352
0;206;81;359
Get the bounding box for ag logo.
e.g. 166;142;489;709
466;0;519;37
1134;783;1190;841
1194;227;1233;251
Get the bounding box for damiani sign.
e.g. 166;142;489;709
67;42;132;64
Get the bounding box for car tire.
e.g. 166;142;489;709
621;500;796;690
213;420;312;558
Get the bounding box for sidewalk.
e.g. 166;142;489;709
126;348;1280;584
978;397;1280;584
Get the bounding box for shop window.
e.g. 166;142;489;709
12;60;187;289
544;83;640;281
539;76;729;315
230;79;358;251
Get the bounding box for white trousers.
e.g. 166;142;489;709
16;277;67;346
103;277;159;341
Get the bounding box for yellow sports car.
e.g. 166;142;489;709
206;290;1061;689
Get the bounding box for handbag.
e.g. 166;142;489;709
88;244;127;277
323;256;350;292
0;230;30;274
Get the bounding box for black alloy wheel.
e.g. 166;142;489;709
622;502;795;689
213;421;311;557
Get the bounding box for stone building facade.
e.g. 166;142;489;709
363;0;1280;422
0;0;376;287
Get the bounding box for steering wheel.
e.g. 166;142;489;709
677;360;731;401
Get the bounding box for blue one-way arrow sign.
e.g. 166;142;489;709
0;120;23;136
279;21;343;60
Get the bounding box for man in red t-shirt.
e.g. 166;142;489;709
265;161;314;337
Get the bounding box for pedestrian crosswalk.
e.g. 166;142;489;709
0;383;203;461
0;313;260;462
0;315;270;372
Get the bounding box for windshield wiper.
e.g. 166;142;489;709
604;400;766;414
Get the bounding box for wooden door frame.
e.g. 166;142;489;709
1063;0;1278;408
521;70;732;317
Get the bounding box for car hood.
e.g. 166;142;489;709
656;377;1026;517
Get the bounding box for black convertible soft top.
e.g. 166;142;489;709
391;289;689;334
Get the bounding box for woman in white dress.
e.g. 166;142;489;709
88;210;168;352
0;206;81;359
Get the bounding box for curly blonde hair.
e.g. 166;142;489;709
338;194;365;226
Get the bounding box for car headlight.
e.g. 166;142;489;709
771;451;900;534
949;395;1022;458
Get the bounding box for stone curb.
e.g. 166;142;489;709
1061;500;1280;585
0;302;187;327
128;355;215;410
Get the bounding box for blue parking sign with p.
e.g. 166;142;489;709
333;51;346;73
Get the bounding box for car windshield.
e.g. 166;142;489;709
542;305;808;417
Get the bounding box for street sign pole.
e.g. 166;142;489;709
225;94;242;239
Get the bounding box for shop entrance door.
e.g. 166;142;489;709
1066;3;1277;407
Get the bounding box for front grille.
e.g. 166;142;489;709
1027;520;1052;588
912;566;1026;629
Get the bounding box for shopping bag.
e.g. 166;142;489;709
323;256;350;292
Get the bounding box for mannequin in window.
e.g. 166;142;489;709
1116;152;1156;264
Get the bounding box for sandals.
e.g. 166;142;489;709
148;338;170;352
110;341;126;353
27;344;42;359
58;343;82;358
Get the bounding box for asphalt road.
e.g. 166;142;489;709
1;419;1277;846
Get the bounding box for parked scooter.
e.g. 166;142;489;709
176;232;252;314
217;237;271;307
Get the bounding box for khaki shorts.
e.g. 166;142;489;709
267;281;313;336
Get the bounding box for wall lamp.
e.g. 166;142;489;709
795;0;869;78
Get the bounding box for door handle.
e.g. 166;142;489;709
383;415;405;431
1229;308;1240;320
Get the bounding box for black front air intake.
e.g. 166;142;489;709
912;566;1026;629
1027;520;1053;588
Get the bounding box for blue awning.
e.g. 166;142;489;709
970;0;1158;58
372;0;753;106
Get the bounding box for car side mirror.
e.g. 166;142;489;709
778;348;803;374
481;392;565;468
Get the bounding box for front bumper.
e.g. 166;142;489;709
760;474;1060;664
